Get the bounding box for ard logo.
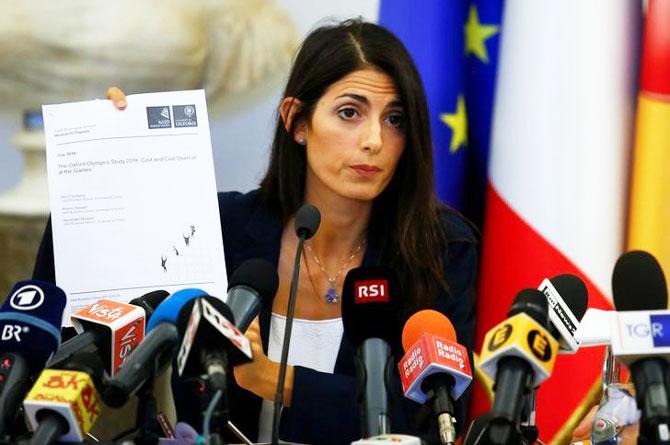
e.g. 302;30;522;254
10;285;45;311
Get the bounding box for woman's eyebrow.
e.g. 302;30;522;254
335;94;404;109
335;93;368;103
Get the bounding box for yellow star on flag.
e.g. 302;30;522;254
465;4;499;63
440;96;467;153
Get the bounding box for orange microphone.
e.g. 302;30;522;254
398;310;472;445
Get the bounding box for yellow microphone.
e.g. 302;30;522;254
23;368;101;443
476;289;559;445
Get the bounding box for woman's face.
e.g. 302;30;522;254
299;68;405;203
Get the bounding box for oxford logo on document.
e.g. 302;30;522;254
173;105;198;127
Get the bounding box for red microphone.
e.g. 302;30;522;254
398;310;473;445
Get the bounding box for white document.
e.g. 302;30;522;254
43;90;227;324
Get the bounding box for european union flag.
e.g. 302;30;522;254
379;0;503;228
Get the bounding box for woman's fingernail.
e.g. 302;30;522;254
117;100;127;109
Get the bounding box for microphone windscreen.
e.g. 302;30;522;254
294;204;321;239
612;250;667;311
227;258;279;301
130;290;170;321
0;280;66;370
401;309;457;352
341;266;400;346
550;274;589;320
507;288;549;326
147;288;209;332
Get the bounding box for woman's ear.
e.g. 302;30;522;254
279;97;307;144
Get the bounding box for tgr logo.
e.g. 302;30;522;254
9;285;45;311
1;324;29;342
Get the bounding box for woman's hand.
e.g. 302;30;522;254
105;86;127;110
233;317;293;406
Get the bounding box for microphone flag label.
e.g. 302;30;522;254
479;312;558;387
398;333;472;404
71;299;146;376
176;298;202;377
200;298;252;359
354;279;389;303
23;369;100;442
611;310;670;363
538;278;581;353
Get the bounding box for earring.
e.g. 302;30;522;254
297;138;306;146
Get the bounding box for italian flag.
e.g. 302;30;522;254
470;0;641;442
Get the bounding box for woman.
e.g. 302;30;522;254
34;19;478;445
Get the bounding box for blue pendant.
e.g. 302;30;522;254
325;286;338;304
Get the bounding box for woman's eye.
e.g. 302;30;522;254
387;113;403;128
337;107;358;119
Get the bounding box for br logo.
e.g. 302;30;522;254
10;285;45;311
487;323;512;351
527;330;552;362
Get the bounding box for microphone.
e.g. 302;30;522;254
0;280;66;371
175;296;252;390
538;274;589;353
23;367;101;444
224;258;279;332
341;266;400;438
398;310;473;445
610;250;670;444
0;280;66;437
477;289;559;445
271;204;320;445
46;290;169;376
103;288;208;407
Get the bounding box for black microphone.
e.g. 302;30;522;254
482;289;554;445
271;204;320;445
103;288;208;407
0;280;66;437
225;259;278;332
175;296;252;390
341;266;399;438
612;250;670;444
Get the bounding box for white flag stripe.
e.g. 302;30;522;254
489;0;641;299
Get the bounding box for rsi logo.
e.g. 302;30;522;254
1;324;28;342
10;285;45;311
354;280;389;304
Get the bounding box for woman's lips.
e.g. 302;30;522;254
351;164;382;178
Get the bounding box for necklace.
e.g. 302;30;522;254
304;240;365;304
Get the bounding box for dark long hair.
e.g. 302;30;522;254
260;19;448;312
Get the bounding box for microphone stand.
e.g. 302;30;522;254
271;205;320;445
271;235;305;445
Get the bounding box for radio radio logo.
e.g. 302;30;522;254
147;106;172;129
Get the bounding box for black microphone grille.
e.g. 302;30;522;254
508;288;549;327
612;250;667;311
228;258;279;301
294;204;321;240
549;274;589;321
